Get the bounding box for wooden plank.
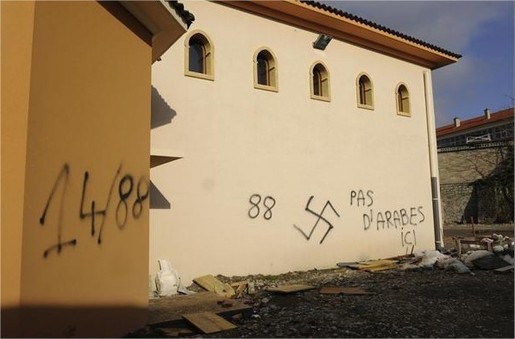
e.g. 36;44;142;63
266;284;315;293
234;282;247;298
148;292;252;325
320;286;374;295
193;275;235;298
363;264;397;272
356;259;398;269
182;312;237;334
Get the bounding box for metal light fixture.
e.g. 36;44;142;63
313;34;332;50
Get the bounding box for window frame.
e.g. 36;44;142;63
184;30;214;81
310;61;330;102
396;83;411;117
356;73;374;110
253;48;278;92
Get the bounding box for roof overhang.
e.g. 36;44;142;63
218;0;459;70
119;0;188;63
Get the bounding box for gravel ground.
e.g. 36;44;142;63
207;268;514;338
128;225;514;338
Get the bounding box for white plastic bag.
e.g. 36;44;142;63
418;250;448;268
155;259;179;297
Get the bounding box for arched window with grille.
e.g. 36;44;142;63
396;83;410;116
357;73;374;109
185;31;214;80
310;62;330;101
253;48;277;91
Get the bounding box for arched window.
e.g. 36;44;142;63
310;62;330;101
189;37;205;73
185;31;214;80
357;74;374;109
396;84;410;116
253;48;277;91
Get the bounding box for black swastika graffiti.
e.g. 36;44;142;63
293;195;340;244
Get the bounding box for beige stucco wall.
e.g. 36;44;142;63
150;1;436;284
2;2;151;337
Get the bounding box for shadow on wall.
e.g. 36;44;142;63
151;86;176;129
149;181;171;209
1;305;146;338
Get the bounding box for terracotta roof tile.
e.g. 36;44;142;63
436;108;514;137
298;0;461;59
167;0;195;28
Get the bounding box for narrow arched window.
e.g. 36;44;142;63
257;55;269;85
396;84;410;116
310;62;330;101
313;68;322;96
254;48;277;91
185;31;214;80
357;74;373;108
189;37;205;73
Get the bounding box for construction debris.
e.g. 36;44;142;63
494;265;514;273
193;274;235;298
230;280;249;298
348;259;398;272
148;291;252;326
266;284;315;294
182;311;237;334
155;259;193;297
471;255;513;270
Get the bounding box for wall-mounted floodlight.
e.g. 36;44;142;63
313;34;332;50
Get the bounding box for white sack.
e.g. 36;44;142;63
155;259;179;297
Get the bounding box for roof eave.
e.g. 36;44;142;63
119;0;190;63
217;0;459;70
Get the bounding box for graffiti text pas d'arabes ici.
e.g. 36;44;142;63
39;163;149;258
248;189;425;250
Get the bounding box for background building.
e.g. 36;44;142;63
437;108;514;225
150;0;459;285
1;1;191;336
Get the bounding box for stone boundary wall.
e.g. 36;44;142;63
438;144;513;224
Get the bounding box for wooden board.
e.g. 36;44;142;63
363;264;397;272
182;312;237;334
356;259;397;268
348;259;397;271
148;292;252;326
266;284;315;293
193;275;235;298
320;286;374;295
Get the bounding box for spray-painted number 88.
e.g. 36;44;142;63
248;194;276;220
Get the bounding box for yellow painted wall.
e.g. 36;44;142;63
2;1;152;337
1;2;35;336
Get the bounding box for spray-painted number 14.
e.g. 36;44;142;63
248;194;276;220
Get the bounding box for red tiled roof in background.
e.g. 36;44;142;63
436;108;514;137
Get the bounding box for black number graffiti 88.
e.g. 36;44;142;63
132;177;150;218
116;175;150;228
248;194;276;220
116;175;133;228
